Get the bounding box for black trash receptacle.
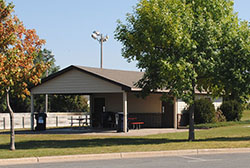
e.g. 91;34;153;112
116;112;129;132
116;112;123;132
35;113;47;131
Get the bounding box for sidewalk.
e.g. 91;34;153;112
1;148;250;166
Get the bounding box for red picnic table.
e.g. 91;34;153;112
128;118;144;129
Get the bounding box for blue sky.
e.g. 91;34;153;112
6;0;250;71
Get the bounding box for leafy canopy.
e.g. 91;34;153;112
212;19;250;103
0;0;48;98
115;0;248;104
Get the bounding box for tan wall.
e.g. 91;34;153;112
92;93;123;112
31;69;122;94
92;93;162;114
128;93;162;113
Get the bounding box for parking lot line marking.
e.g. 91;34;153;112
179;156;222;163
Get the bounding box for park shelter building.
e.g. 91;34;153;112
30;65;222;132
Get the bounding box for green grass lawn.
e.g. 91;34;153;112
0;110;250;159
242;110;250;121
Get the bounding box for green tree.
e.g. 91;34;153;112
31;50;89;113
212;20;250;103
0;49;59;113
49;95;89;112
33;49;60;112
36;48;60;77
0;0;48;150
115;0;247;141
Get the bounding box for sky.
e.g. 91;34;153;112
5;0;250;71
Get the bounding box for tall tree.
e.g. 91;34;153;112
36;48;60;77
33;48;60;112
0;48;58;113
0;0;48;150
115;0;248;141
49;95;89;112
213;20;250;103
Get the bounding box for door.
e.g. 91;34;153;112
161;100;174;128
92;98;105;128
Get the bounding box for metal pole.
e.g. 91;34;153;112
91;31;108;69
100;35;103;69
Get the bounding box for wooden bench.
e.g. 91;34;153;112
130;122;144;129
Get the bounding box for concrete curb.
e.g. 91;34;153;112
0;157;38;166
1;148;250;166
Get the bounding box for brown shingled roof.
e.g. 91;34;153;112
75;65;144;89
31;65;206;94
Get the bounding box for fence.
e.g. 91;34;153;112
0;112;90;130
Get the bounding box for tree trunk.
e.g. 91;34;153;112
188;80;195;141
6;89;15;151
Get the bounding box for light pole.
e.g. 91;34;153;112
91;31;109;68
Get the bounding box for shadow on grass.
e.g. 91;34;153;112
0;138;185;150
1;136;250;150
197;136;250;142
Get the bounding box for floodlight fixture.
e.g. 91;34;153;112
91;30;108;68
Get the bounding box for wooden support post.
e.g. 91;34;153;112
89;95;93;128
22;117;25;128
71;116;73;127
123;91;128;133
3;117;5;130
31;94;35;130
56;116;58;127
173;97;178;129
45;94;48;113
85;115;88;126
78;116;81;127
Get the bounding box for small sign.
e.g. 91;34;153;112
38;117;44;124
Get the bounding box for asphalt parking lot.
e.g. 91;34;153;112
1;152;250;168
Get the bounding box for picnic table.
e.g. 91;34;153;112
69;116;88;128
128;117;144;129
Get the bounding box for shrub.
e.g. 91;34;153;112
215;109;226;122
220;100;243;121
244;103;250;110
192;98;216;124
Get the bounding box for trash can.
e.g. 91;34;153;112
35;113;47;131
116;112;123;132
116;112;129;132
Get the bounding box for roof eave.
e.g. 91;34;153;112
29;65;133;92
